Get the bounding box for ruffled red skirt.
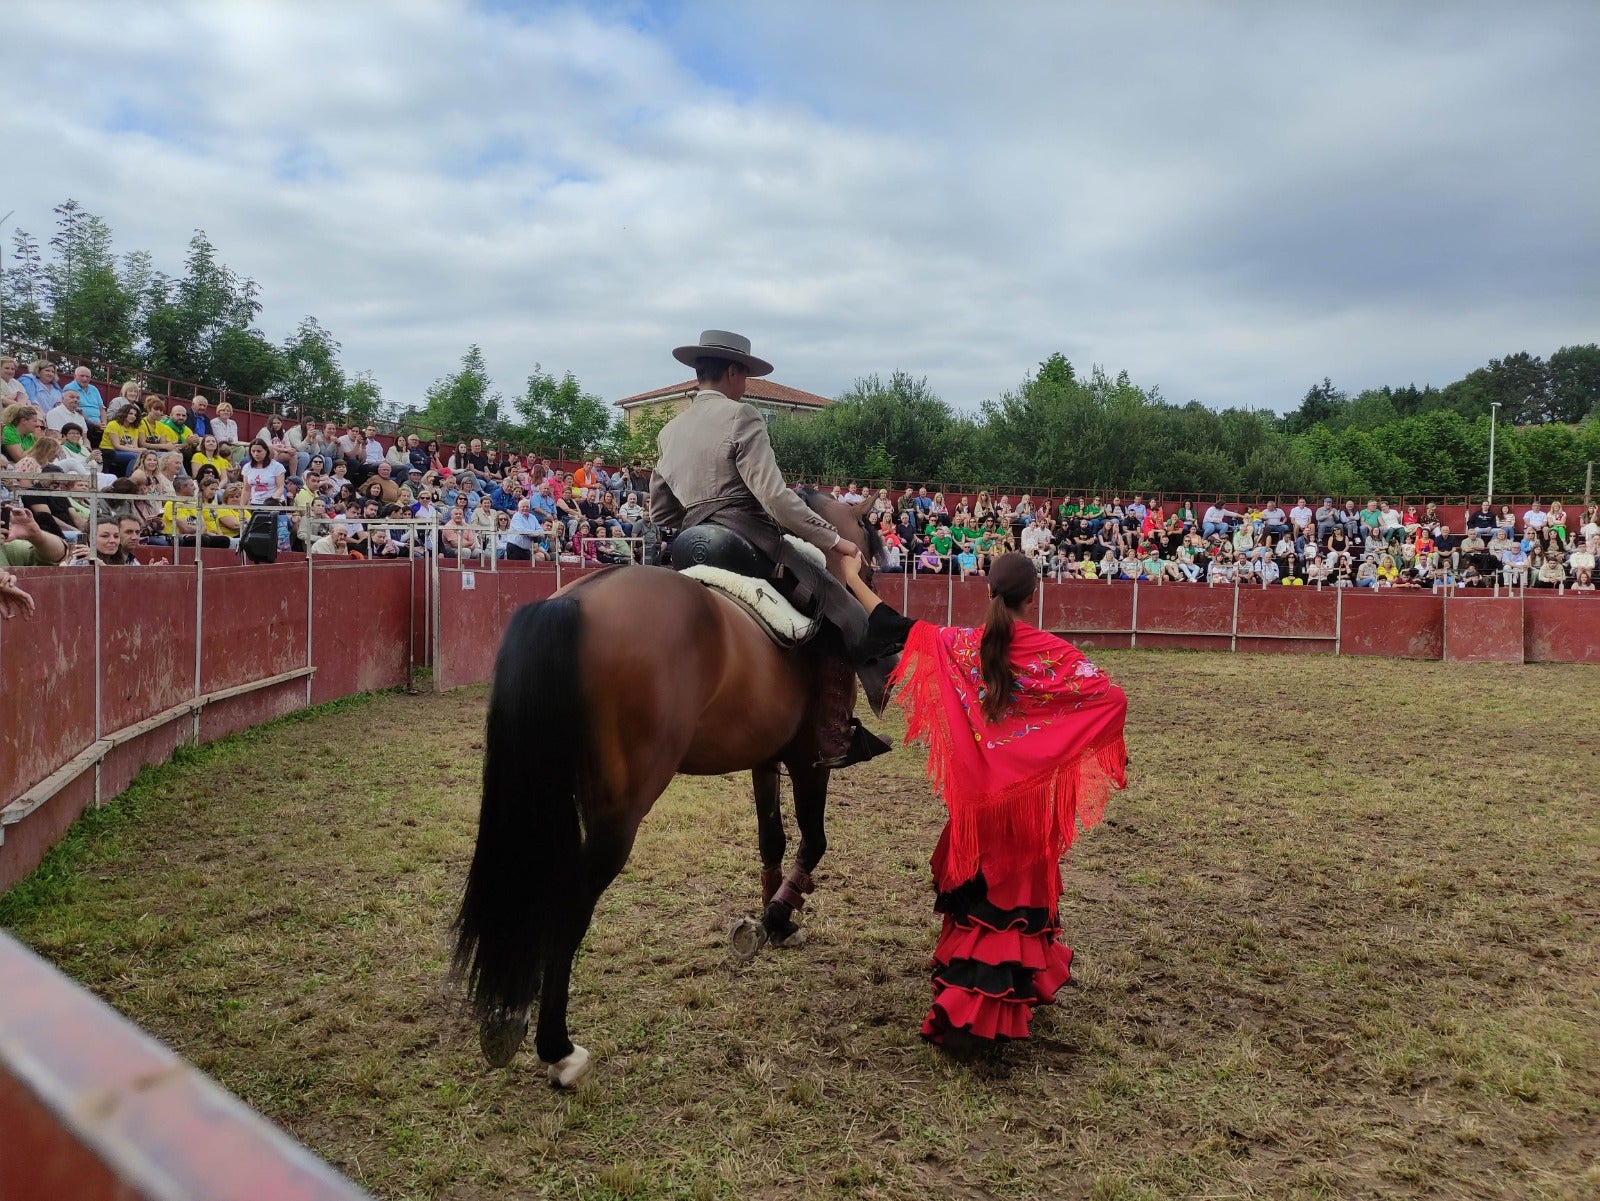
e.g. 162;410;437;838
921;825;1073;1044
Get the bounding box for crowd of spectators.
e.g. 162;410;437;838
3;358;1596;594
2;358;655;566
856;487;1598;593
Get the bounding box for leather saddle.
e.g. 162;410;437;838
670;525;820;648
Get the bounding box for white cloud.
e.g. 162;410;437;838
3;0;1595;414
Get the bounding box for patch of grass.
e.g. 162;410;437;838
3;654;1597;1200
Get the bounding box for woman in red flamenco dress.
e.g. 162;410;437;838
842;551;1128;1047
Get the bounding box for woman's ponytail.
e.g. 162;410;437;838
979;593;1016;724
977;551;1039;725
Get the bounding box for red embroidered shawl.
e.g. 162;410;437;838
888;620;1128;892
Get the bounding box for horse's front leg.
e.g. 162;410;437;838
760;760;829;947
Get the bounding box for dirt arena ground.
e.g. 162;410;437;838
2;652;1596;1201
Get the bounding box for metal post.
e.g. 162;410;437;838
305;535;314;706
193;535;203;744
1130;579;1138;648
901;558;909;615
1229;582;1239;653
93;557;103;807
945;560;954;626
1334;584;1343;656
1487;402;1501;502
430;512;442;694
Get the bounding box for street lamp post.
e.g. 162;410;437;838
1487;401;1501;502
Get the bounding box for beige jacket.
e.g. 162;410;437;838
649;389;839;553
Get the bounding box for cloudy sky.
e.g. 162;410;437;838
4;0;1596;413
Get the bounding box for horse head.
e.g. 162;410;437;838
800;487;882;582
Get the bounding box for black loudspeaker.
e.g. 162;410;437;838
242;512;278;564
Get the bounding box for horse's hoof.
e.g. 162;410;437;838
729;916;769;964
772;927;808;950
545;1044;591;1088
479;1013;529;1068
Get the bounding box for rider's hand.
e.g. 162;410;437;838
834;537;861;561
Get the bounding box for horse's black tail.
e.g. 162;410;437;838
452;596;590;1022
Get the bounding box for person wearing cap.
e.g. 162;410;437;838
1314;497;1339;542
836;550;1127;1051
651;329;886;768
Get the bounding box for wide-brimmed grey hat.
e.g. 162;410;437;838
672;329;773;377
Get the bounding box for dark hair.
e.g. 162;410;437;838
693;356;735;386
979;553;1038;725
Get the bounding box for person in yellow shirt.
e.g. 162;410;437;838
189;477;239;546
189;434;232;479
100;401;144;475
139;398;180;449
212;480;249;541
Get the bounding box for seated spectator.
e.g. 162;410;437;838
1503;543;1530;587
1259;500;1289;538
1571;568;1594;592
53;423;100;478
438;500;478;559
1201;501;1240;538
161;403;197;450
1568;539;1596;578
116;513;147;557
1547;500;1569;545
60;366;101;423
406;434;430;475
214;481;248;542
1465;499;1497;540
1496;504;1517;537
46;384;92;436
93;519;137;566
1355;555;1379;588
137;398;179;449
1522;500;1548;535
310;525;355;556
165;478;232;549
100;402;144;475
368;525;408;560
20;361;64;413
206;399;236;447
191;434;231;479
384;433;413;477
1535;551;1566;589
2;403;45;464
0;357;26;407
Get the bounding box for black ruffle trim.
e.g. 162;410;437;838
934;873;1053;935
932;958;1042;1002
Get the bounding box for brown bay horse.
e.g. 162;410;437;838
452;491;879;1086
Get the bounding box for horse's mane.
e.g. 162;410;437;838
798;486;882;561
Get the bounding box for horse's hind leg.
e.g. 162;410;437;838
535;822;638;1087
760;760;829;947
754;763;786;906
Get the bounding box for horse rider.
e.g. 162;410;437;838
649;330;892;769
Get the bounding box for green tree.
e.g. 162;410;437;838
144;231;268;388
2;228;49;344
44;200;139;361
1283;377;1347;434
514;364;612;453
421;345;501;438
342;370;387;425
1546;344;1600;423
611;401;675;463
276;317;346;418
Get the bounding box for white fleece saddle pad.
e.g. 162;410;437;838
680;535;825;646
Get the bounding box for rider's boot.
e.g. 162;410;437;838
813;656;893;769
